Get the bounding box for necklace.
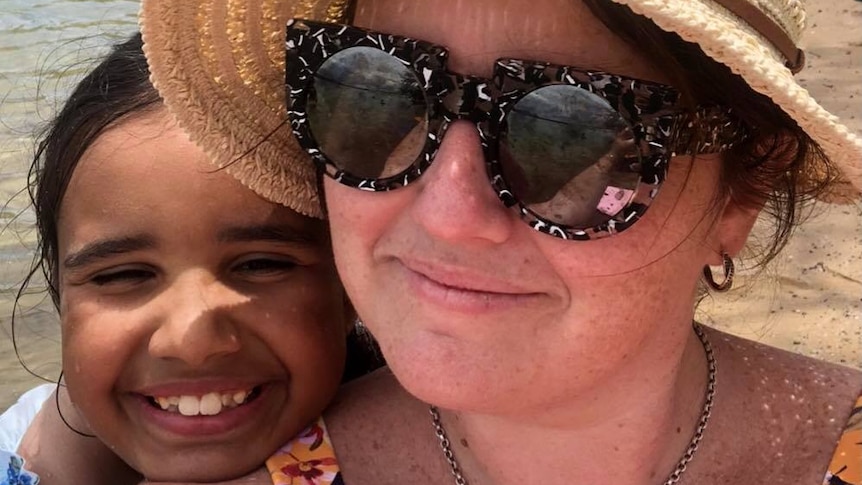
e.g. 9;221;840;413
429;324;716;485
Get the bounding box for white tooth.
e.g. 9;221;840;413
156;397;170;410
167;396;180;406
221;393;233;407
178;395;201;416
199;393;223;416
233;390;249;405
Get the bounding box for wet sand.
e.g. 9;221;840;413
1;1;861;412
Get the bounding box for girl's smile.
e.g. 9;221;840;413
130;383;273;437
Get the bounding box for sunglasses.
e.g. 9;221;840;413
286;19;748;240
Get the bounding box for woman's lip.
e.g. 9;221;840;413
128;383;279;438
399;258;539;295
398;259;544;313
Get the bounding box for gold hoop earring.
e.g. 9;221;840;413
703;252;734;292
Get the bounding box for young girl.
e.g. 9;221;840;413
9;32;381;484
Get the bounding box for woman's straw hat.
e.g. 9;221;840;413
140;0;354;218
139;0;862;218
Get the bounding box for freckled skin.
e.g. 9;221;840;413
331;0;721;423
684;334;861;483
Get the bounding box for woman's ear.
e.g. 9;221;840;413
707;195;764;265
706;133;798;265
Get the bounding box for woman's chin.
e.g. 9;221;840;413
381;338;512;413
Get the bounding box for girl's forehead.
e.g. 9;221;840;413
59;110;320;241
352;0;664;82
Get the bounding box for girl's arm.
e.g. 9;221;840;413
17;387;141;485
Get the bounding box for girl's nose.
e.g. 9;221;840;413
148;272;243;367
409;121;515;244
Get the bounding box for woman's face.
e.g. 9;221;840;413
324;0;733;414
58;109;349;481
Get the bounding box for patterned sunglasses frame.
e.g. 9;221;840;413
286;19;748;241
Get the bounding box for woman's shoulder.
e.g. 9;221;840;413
708;325;861;399
701;326;861;483
309;336;862;485
320;368;452;484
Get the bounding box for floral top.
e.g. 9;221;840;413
267;397;862;485
267;420;343;485
824;396;862;485
0;451;39;485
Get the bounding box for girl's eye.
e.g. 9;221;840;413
233;257;298;276
90;268;155;286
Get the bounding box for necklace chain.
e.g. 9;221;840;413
429;324;716;485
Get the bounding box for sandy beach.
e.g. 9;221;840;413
0;1;860;413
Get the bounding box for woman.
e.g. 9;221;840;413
137;0;861;483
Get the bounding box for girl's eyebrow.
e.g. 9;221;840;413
63;235;157;270
216;224;320;246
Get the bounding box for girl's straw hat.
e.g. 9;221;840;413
139;0;862;218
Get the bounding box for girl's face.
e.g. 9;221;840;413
325;0;745;416
57;109;349;481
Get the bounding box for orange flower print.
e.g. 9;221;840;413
268;418;342;485
280;457;339;485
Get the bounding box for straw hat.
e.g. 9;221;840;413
140;0;354;218
139;0;862;217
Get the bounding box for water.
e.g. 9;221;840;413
0;0;139;410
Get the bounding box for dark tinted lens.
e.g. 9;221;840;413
307;47;428;179
501;84;641;229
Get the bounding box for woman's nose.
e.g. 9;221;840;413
148;271;243;367
409;121;515;244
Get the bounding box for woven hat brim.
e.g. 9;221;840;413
140;1;351;218
609;0;862;202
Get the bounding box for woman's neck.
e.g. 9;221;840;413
438;327;710;485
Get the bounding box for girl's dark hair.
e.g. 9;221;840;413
28;32;161;308
13;33;160;388
583;0;838;267
20;32;382;384
342;323;385;382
